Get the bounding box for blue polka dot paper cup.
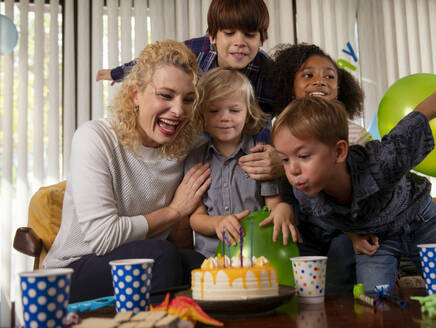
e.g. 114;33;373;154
418;244;436;295
290;256;327;304
19;268;73;328
109;258;154;313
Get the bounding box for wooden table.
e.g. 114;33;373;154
196;288;433;328
83;288;435;327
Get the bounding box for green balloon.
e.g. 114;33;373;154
377;73;436;177
215;207;300;287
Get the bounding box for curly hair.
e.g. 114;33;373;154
109;40;199;159
269;43;364;119
193;67;269;136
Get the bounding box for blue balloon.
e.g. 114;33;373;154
0;14;18;56
368;113;381;140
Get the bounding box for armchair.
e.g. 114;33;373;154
13;181;194;270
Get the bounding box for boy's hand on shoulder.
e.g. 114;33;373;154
238;144;284;180
346;232;379;256
215;210;250;246
259;202;302;245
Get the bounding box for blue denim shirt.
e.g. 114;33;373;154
294;111;434;235
111;35;274;114
184;134;280;257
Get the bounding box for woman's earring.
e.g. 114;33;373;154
134;106;139;113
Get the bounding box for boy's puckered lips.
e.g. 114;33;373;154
294;182;307;190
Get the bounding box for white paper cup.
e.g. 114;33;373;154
109;258;154;313
418;244;436;295
291;256;327;304
19;268;73;328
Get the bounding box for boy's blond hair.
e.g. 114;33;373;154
272;96;349;146
193;67;269;136
109;40;198;159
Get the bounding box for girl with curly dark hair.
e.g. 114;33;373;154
269;43;375;292
270;43;371;145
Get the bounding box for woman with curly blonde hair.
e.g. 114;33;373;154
110;40;199;158
44;40;211;303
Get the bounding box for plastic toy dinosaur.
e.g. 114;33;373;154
151;293;223;327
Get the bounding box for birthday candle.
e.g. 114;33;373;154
222;229;225;268
225;234;231;267
250;215;254;267
239;226;243;267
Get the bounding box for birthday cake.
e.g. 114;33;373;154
191;255;279;301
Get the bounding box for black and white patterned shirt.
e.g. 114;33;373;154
294;111;434;235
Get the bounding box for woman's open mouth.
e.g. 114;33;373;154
158;118;181;136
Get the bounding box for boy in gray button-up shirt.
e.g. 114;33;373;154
272;94;436;292
185;67;301;258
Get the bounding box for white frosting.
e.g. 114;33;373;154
231;256;249;267
200;257;218;269
202;255;269;269
254;256;269;267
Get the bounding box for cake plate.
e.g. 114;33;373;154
177;285;295;317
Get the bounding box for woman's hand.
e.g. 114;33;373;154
96;69;115;85
238;144;284;180
215;210;250;246
346;232;379;256
169;163;211;218
259;202;302;245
